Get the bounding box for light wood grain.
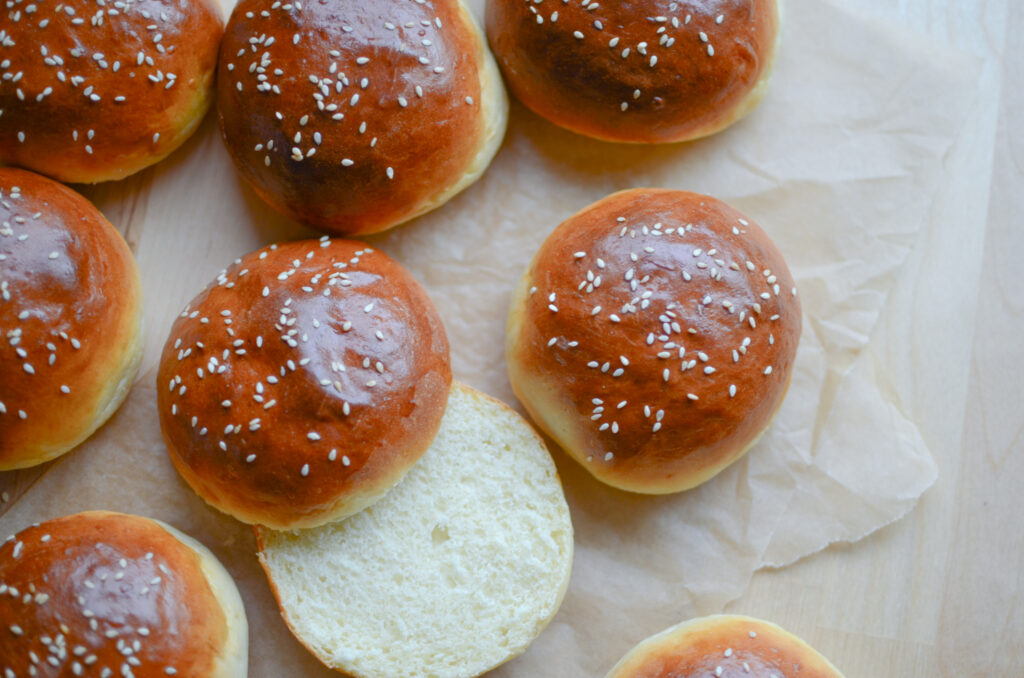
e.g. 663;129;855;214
727;1;1024;676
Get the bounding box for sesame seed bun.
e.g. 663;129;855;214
156;238;452;530
485;0;780;143
506;189;801;494
0;168;143;471
0;511;248;678
216;0;508;236
606;615;844;678
256;382;573;678
0;0;223;183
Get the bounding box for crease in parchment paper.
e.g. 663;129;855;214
0;0;984;676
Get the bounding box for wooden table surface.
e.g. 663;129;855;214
2;1;1021;676
727;1;1024;675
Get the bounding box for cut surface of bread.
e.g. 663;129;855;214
257;382;574;678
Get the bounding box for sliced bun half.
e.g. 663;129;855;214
257;382;573;678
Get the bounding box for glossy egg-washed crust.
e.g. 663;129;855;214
0;168;143;471
0;511;244;678
606;615;845;678
0;0;223;183
157;239;452;530
507;189;800;494
486;0;779;143
217;0;500;236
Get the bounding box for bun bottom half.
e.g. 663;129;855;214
257;382;573;678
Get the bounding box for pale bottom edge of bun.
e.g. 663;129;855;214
163;372;448;530
151;518;250;678
507;358;794;495
1;306;145;471
616;368;795;495
391;0;509;227
166;441;415;531
256;382;573;678
605;614;845;678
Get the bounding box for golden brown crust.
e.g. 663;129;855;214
486;0;779;143
0;168;143;471
157;239;452;529
0;0;223;183
0;511;234;678
506;189;801;493
217;0;490;235
606;615;845;678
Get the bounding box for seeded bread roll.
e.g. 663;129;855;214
506;189;801;494
606;615;845;678
486;0;780;143
0;168;143;471
217;0;508;236
0;511;248;678
257;382;573;678
0;0;223;183
157;238;452;530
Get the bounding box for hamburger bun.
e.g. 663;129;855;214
216;0;508;235
157;238;452;529
506;188;801;493
0;511;248;678
0;167;143;471
607;615;844;678
0;0;223;183
486;0;780;143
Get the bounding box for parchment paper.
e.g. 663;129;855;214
0;0;985;675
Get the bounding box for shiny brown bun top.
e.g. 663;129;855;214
0;0;223;183
157;239;452;529
0;512;240;678
506;189;800;493
606;615;845;678
217;0;502;236
486;0;779;143
0;168;143;471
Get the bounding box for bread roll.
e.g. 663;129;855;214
0;168;143;471
486;0;780;143
257;382;573;678
0;0;223;183
606;615;844;678
157;238;452;529
216;0;508;236
506;189;801;494
0;511;248;678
